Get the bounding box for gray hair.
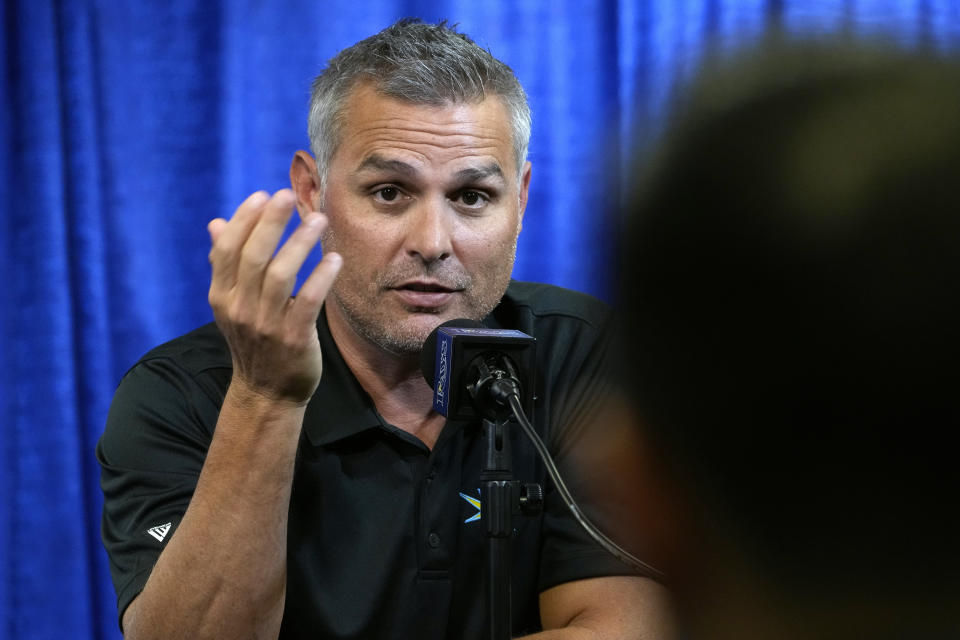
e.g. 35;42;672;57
307;19;531;189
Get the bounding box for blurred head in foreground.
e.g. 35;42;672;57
596;43;960;639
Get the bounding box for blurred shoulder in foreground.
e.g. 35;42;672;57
572;40;960;640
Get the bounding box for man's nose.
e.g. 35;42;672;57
405;197;453;263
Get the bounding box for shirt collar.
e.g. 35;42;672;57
302;308;384;447
301;290;515;448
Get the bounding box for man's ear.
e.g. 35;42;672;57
517;161;532;232
290;150;323;217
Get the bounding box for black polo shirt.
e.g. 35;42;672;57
98;280;632;639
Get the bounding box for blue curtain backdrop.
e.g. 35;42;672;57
2;1;958;637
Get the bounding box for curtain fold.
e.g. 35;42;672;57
2;2;956;637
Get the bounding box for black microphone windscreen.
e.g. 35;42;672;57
420;318;484;388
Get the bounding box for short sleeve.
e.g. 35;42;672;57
533;312;660;592
96;357;223;627
537;489;640;593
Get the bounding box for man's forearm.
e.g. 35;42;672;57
123;383;305;640
530;576;677;640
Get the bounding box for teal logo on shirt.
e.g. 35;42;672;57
459;489;481;523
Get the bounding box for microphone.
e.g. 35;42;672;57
420;319;536;421
420;319;667;579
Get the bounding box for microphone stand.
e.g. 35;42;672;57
480;417;542;640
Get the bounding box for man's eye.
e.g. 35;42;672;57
376;187;400;202
457;190;486;207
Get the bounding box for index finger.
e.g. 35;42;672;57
208;190;270;292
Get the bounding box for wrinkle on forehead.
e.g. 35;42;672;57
335;84;517;175
356;154;505;183
352;122;507;154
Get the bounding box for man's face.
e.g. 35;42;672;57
317;83;530;355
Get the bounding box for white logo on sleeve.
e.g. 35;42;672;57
146;522;172;542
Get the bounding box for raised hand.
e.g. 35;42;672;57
207;188;342;405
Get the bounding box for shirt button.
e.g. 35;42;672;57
427;532;441;548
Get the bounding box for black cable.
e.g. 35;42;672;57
506;393;666;580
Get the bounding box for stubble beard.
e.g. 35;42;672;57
329;244;518;357
331;266;513;357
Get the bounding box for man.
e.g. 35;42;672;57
575;43;960;639
98;19;672;639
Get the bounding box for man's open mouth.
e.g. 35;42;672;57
398;282;455;293
390;281;460;308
